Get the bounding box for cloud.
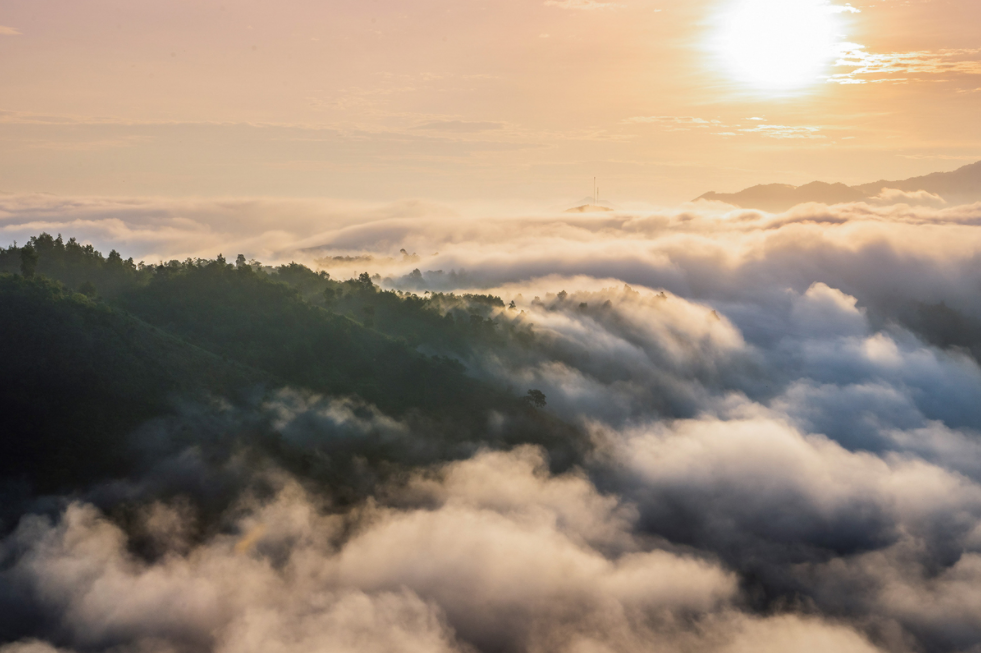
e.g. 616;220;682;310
0;644;68;653
431;284;753;424
831;47;981;84
622;116;721;126
0;195;459;265
412;121;505;133
0;26;20;36
622;116;822;139
870;188;946;207
0;449;747;653
738;124;824;139
0;436;902;653
608;414;981;551
581;408;981;652
9;197;981;650
3;496;462;653
543;0;622;9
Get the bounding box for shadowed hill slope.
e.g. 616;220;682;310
0;236;588;501
0;274;269;491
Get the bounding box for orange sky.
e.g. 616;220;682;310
0;0;978;204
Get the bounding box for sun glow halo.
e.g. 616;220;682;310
714;0;847;91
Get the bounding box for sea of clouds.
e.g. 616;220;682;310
4;195;981;652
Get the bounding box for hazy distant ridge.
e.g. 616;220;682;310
697;160;981;211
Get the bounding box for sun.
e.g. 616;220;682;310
713;0;850;91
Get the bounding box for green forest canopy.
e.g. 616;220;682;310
0;234;572;496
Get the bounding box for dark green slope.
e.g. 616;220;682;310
0;236;588;502
0;274;267;491
114;261;503;419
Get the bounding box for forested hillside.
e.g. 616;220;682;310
0;234;581;512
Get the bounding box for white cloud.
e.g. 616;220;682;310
831;47;981;84
739;124;824;139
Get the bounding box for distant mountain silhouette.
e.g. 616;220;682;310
853;160;981;205
696;160;981;211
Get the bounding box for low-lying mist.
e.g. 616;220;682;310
4;195;981;652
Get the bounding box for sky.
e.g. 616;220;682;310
1;0;979;205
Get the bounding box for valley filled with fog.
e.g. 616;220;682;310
4;198;981;652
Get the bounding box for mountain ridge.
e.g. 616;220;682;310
697;160;981;211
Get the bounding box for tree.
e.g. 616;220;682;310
20;245;38;279
525;389;547;408
362;305;376;329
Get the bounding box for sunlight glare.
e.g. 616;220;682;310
714;0;848;91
